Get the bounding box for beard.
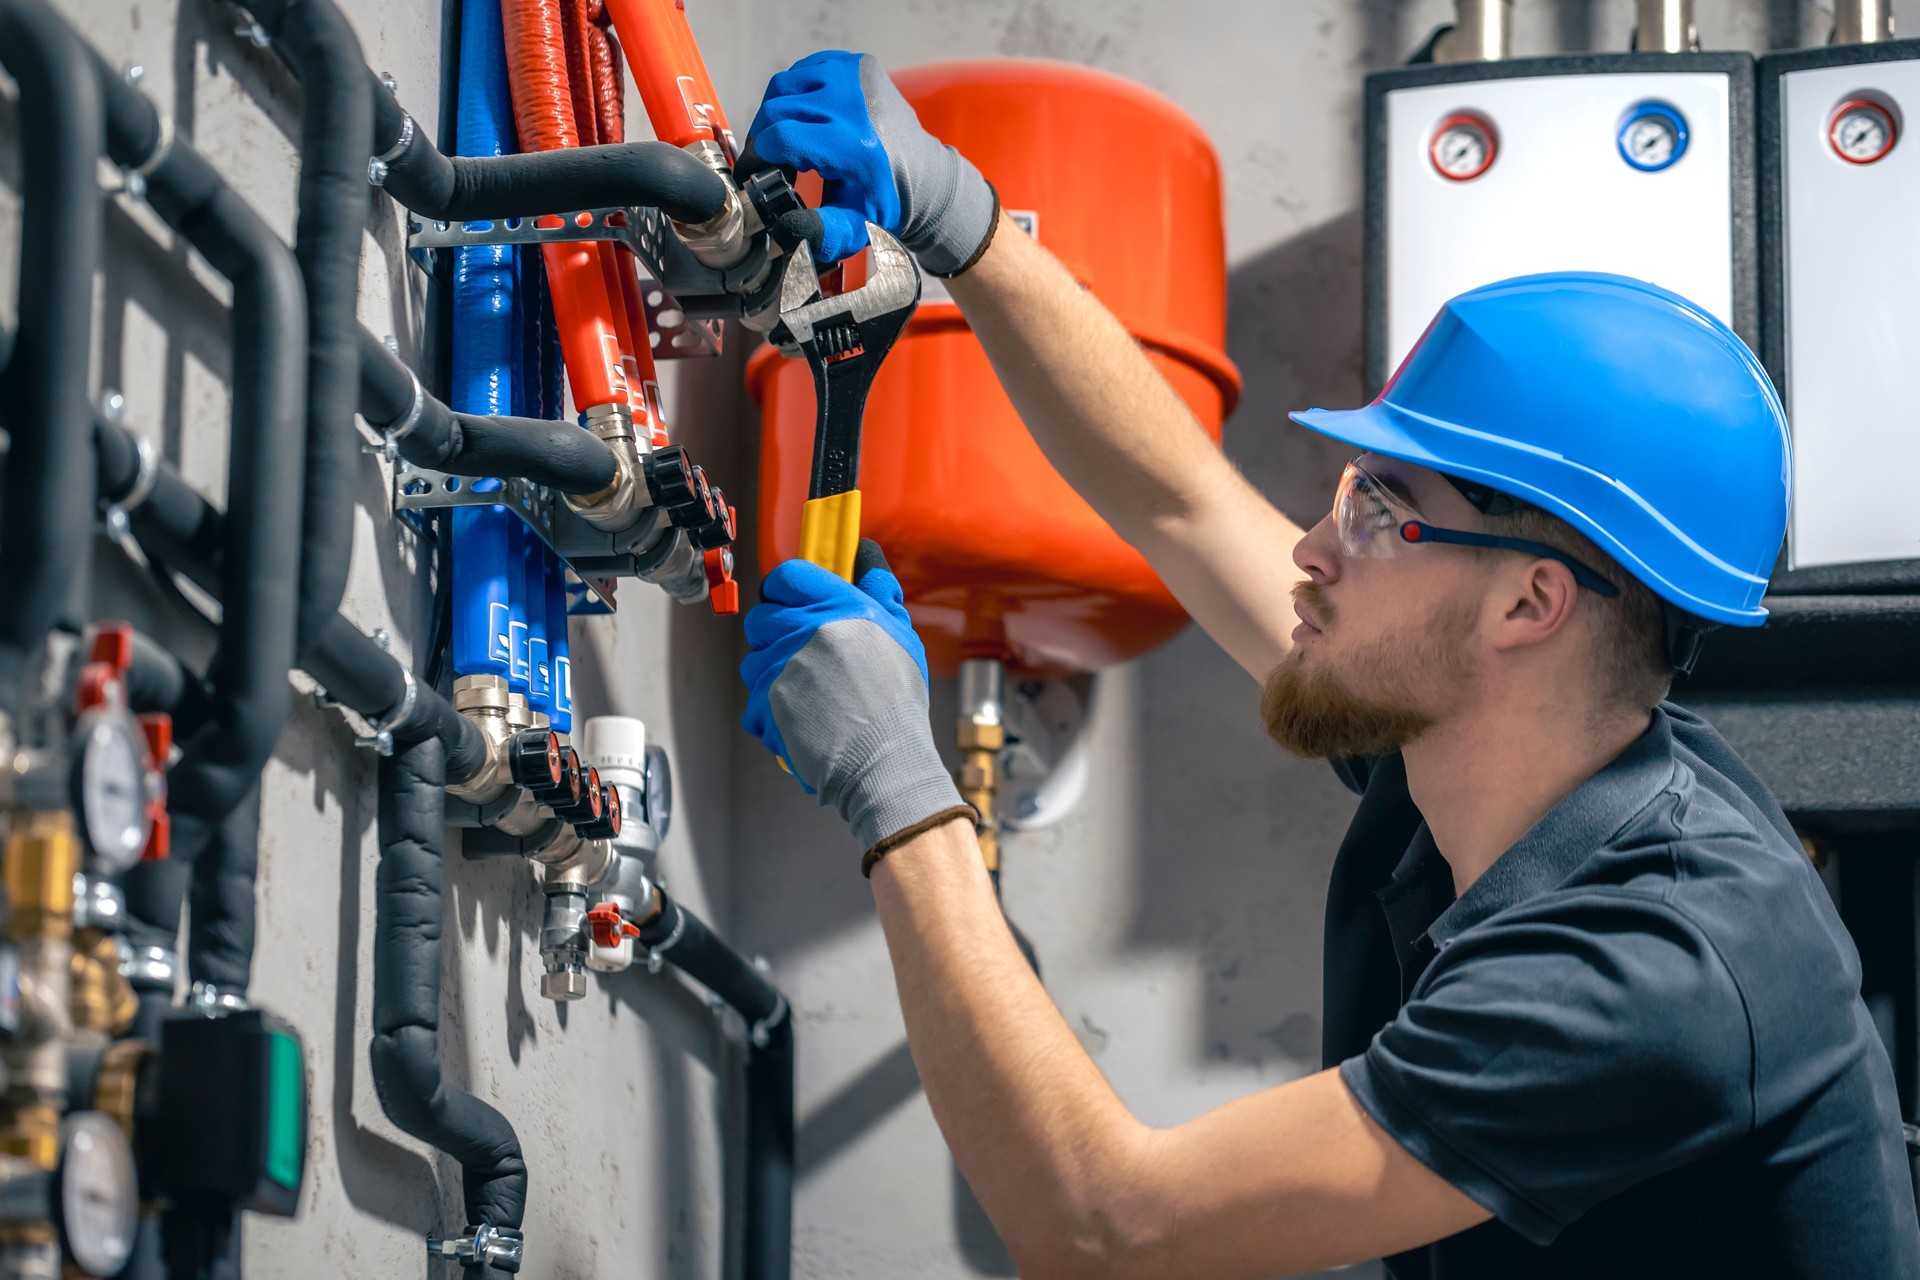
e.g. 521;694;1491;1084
1260;581;1477;759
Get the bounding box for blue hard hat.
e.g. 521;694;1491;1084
1290;272;1790;626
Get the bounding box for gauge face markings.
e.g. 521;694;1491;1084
60;1114;138;1275
76;714;149;873
1617;101;1689;172
1429;112;1496;182
1830;99;1897;165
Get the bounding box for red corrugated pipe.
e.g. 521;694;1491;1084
499;0;629;413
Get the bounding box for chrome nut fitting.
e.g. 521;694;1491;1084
564;404;652;533
446;676;516;807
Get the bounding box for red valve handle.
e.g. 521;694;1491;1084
587;901;641;948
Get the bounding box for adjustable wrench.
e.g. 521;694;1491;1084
769;225;921;581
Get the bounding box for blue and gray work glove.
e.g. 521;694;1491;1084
744;50;1000;274
740;545;974;868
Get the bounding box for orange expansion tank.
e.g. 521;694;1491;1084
747;59;1240;676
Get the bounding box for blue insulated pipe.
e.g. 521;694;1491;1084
448;0;522;688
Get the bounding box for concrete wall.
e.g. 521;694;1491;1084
704;2;1851;1278
0;0;1882;1278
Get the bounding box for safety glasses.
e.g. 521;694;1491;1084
1333;459;1620;597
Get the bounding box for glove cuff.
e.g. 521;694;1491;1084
837;701;968;854
906;151;999;277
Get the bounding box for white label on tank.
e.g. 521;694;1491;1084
1780;59;1920;568
1383;72;1735;372
920;209;1038;307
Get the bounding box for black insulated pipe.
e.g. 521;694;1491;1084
637;892;794;1280
373;735;528;1275
90;50;307;1002
369;74;728;224
0;0;105;720
246;0;377;651
358;330;618;493
94;414;489;777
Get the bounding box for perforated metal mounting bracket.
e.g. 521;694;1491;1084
391;462;624;610
405;205;728;357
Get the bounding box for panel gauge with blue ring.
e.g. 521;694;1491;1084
1617;100;1690;171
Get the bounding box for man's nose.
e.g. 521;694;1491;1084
1294;511;1341;584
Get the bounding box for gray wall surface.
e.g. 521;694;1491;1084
0;0;1879;1277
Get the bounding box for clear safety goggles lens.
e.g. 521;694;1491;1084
1333;459;1422;559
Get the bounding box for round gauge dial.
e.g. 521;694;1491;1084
72;712;150;875
1830;99;1897;164
56;1113;138;1277
1617;101;1689;172
644;743;673;844
1429;113;1497;181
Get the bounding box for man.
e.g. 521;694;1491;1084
737;51;1920;1279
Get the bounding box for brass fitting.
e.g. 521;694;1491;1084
564;404;652;533
70;932;137;1035
957;660;1007;877
0;1104;57;1173
4;812;75;945
92;1040;152;1140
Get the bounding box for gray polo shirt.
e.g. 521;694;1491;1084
1325;704;1920;1278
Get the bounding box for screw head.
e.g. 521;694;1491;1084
1013;793;1044;820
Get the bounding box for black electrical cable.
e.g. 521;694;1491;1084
373;734;528;1274
368;73;728;225
357;329;618;493
637;892;794;1280
0;0;104;720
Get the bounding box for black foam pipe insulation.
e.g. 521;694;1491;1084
637;892;795;1280
373;734;528;1275
96;410;490;780
357;329;619;493
368;73;728;225
89;44;308;1009
0;0;104;720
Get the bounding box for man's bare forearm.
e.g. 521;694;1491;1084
945;214;1308;680
869;819;1156;1277
947;213;1226;535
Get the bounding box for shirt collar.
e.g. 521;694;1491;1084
1424;706;1678;950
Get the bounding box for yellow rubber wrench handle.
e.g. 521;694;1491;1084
798;489;863;581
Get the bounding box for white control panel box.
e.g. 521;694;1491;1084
1364;54;1756;392
1762;41;1920;580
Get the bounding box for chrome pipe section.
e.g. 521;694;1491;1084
671;139;760;271
1832;0;1896;44
1633;0;1698;52
1434;0;1513;63
563;403;651;532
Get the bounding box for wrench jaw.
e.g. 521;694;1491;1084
770;224;923;357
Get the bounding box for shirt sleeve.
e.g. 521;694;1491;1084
1340;893;1755;1245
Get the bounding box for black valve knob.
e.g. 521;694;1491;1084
509;730;564;793
554;764;605;826
538;747;583;811
687;472;734;550
577;783;622;841
643;446;702;520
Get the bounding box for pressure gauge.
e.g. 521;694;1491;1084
1618;101;1689;172
55;1113;138;1278
71;711;150;875
1429;112;1497;181
1830;99;1897;165
644;743;673;843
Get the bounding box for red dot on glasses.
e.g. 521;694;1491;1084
1402;522;1424;542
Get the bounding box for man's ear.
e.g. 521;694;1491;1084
1491;558;1579;653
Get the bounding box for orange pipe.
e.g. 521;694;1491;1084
588;16;625;145
602;0;733;157
614;250;669;445
500;0;629;411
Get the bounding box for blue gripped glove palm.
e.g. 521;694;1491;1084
741;555;971;857
745;50;999;274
